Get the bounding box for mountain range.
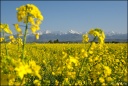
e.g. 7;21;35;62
25;30;127;43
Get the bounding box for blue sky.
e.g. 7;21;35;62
1;1;127;34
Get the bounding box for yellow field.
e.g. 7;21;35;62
1;3;127;86
1;43;127;85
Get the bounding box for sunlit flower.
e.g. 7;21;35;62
30;25;40;33
99;77;105;83
0;23;12;34
13;23;22;34
29;60;41;79
16;4;43;23
15;62;32;79
35;33;39;40
82;33;89;43
88;28;105;44
33;79;41;86
0;37;4;42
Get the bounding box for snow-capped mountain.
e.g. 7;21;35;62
67;29;82;34
105;31;126;36
43;30;51;34
10;30;127;43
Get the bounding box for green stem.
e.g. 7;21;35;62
17;36;20;59
73;37;96;85
22;14;29;60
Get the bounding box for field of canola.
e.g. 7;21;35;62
0;3;127;86
1;43;127;86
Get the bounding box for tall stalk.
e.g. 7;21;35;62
21;6;29;60
73;37;96;85
22;17;28;60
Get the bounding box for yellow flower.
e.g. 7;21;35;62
16;37;23;45
52;72;55;75
103;66;112;77
16;4;43;23
94;56;99;61
35;33;39;40
35;19;42;25
33;79;41;86
83;51;88;57
106;77;113;82
30;25;40;33
0;37;4;42
88;28;105;44
55;80;59;85
81;48;85;53
99;77;105;83
67;63;73;69
89;50;93;54
13;24;22;34
98;36;104;44
89;58;93;62
28;16;35;25
82;33;89;43
29;60;41;79
15;62;31;79
116;59;119;62
1;24;12;34
69;56;79;66
64;78;69;83
9;35;16;43
9;35;14;40
89;29;100;37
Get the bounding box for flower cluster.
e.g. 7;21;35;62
0;23;12;34
82;33;89;43
16;4;44;39
15;60;41;80
13;23;22;35
16;4;43;24
88;28;105;44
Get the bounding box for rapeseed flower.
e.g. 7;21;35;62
30;25;40;33
103;65;112;77
88;28;105;44
82;33;89;43
16;4;43;23
106;77;113;82
13;23;22;34
99;77;105;83
35;33;39;40
33;79;41;86
69;56;79;66
29;60;41;79
0;23;12;34
0;37;4;42
15;62;32;79
9;35;16;43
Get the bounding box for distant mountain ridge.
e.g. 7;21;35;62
25;30;127;43
2;30;127;43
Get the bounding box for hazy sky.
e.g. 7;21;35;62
1;1;127;34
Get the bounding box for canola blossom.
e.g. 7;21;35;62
16;4;44;41
13;23;22;34
0;37;4;42
82;33;89;43
88;28;105;44
0;23;12;34
16;4;43;23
